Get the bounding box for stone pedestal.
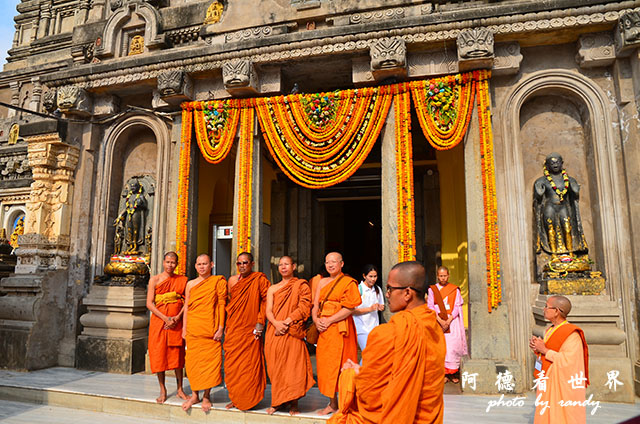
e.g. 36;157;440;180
533;294;634;402
77;285;149;373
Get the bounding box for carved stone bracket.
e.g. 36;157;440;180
457;27;494;71
15;132;79;273
577;32;615;68
370;37;407;80
156;69;194;105
92;94;120;117
493;42;523;76
615;11;640;57
57;86;93;117
222;59;259;96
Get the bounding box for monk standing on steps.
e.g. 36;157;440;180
224;252;270;410
265;256;315;416
329;261;446;424
181;254;227;412
529;295;589;424
146;251;189;404
314;252;361;416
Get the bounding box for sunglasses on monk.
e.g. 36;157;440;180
236;261;250;266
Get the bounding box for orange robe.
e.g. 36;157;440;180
329;304;446;424
534;322;589;424
265;278;315;408
148;275;188;373
225;271;270;410
316;274;361;397
184;275;227;391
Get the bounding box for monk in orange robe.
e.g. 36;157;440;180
146;251;189;403
530;295;589;424
181;254;227;412
313;252;361;415
224;251;270;410
329;261;446;424
265;256;314;415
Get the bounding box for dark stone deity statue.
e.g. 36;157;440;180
534;153;603;295
114;179;148;255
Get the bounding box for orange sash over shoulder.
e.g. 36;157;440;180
438;283;459;314
535;322;589;385
225;271;270;410
316;274;361;397
185;275;227;391
148;275;187;373
265;278;315;408
329;304;446;424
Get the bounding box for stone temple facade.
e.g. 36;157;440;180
0;0;639;403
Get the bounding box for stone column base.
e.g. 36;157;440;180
77;285;149;374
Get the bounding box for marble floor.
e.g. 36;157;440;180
0;367;638;423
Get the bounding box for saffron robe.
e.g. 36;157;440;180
427;283;467;371
328;304;446;424
184;275;227;391
534;322;589;424
316;274;361;397
224;271;270;410
265;278;315;408
148;275;188;373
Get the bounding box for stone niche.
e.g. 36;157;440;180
78;121;159;373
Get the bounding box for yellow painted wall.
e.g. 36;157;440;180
437;144;469;327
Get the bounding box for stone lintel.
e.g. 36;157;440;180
576;32;615;69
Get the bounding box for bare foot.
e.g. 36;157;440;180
266;407;277;415
317;404;338;415
176;388;189;400
156;387;167;404
182;394;200;411
201;397;212;413
451;377;460;384
225;402;236;410
289;401;300;416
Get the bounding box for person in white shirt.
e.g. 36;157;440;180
352;264;385;352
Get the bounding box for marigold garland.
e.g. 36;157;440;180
236;106;255;254
393;85;416;262
191;100;240;164
476;69;502;311
175;107;193;275
410;73;476;150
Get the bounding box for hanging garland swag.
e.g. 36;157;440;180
177;71;501;311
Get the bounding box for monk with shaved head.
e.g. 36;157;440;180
181;254;227;412
529;295;589;423
328;261;446;424
314;252;362;415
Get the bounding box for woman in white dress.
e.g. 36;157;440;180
352;264;385;352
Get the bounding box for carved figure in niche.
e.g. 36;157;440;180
114;178;148;255
204;0;224;25
129;35;145;56
370;37;406;70
619;11;640;44
9;215;24;249
534;153;589;271
8;124;19;145
457;28;494;58
222;59;252;88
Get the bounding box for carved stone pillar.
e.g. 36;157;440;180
37;1;52;39
30;77;42;113
7;82;19;118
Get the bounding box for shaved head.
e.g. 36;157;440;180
164;251;178;261
237;251;254;262
326;252;343;262
280;255;295;264
390;261;427;294
196;253;212;263
549;295;571;318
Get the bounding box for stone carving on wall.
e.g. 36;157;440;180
407;50;458;79
533;153;604;295
8;124;19;145
92;94;120;117
203;0;224;25
457;27;494;71
42;89;57;113
370;37;407;80
615;11;640;57
57;86;93;116
97;175;155;287
493;42;523;76
576;32;615;68
14;132;79;274
128;35;145;55
157;69;193;105
223;59;258;95
0;153;30;181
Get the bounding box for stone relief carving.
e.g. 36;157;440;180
493;42;523;76
457;27;494;71
615;11;640;56
42;89;57;113
93;94;120;117
407;50;458;79
222;59;258;95
370;37;406;70
225;26;273;43
203;0;224;25
57;86;92;116
350;8;405;25
156;69;193;104
128;35;145;55
166;26;200;46
0;154;30;181
576;32;615;68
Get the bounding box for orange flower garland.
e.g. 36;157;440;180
236;105;255;254
191;99;240;164
256;87;392;188
476;69;502;311
175;107;193;275
410;73;476;150
393;85;416;262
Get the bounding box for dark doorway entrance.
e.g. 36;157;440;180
323;198;382;281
